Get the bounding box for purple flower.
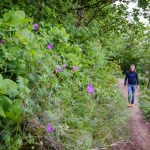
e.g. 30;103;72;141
87;84;95;94
57;66;62;72
48;43;53;49
38;61;43;64
33;23;39;30
47;123;54;133
73;66;78;71
63;64;68;68
0;40;5;44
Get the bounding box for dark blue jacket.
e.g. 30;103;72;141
124;71;139;85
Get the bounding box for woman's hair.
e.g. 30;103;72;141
130;64;137;72
130;64;135;68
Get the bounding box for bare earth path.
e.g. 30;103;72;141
117;79;150;150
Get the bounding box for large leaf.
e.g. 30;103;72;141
0;95;12;112
6;100;23;122
0;105;6;118
0;95;12;105
3;79;18;96
3;11;12;22
3;10;25;26
0;74;18;96
14;10;25;20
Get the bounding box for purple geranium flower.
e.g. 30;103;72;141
87;84;95;94
0;40;5;44
33;23;39;30
48;43;53;49
57;66;62;72
47;123;54;133
38;61;43;64
63;64;68;68
73;66;78;71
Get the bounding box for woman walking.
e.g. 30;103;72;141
124;64;139;107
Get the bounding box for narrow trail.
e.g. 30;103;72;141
117;79;150;150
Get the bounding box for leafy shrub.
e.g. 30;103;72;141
0;10;128;149
139;76;148;88
0;74;23;150
140;89;150;121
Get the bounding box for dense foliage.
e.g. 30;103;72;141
140;89;150;121
0;0;149;149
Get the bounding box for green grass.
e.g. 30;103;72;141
139;89;150;121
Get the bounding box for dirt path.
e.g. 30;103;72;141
117;79;150;150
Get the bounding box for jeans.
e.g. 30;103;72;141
128;84;136;104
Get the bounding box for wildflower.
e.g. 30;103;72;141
47;123;54;133
73;66;78;71
0;40;5;44
63;64;68;68
57;66;62;72
87;84;95;94
38;61;43;64
48;43;53;49
33;23;39;30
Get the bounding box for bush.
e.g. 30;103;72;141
0;74;23;150
139;89;150;121
0;10;128;149
139;76;148;88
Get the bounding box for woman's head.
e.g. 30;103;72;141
130;64;136;72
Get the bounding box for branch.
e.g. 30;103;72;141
73;0;118;10
74;0;103;10
78;20;124;44
85;2;112;26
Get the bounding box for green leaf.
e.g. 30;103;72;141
12;106;23;114
0;105;6;117
3;11;12;21
11;10;25;26
0;74;3;88
0;95;12;105
0;95;12;112
3;79;18;96
3;10;25;26
14;10;25;20
6;105;23;122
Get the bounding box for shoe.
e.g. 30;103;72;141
131;104;135;107
128;103;132;107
